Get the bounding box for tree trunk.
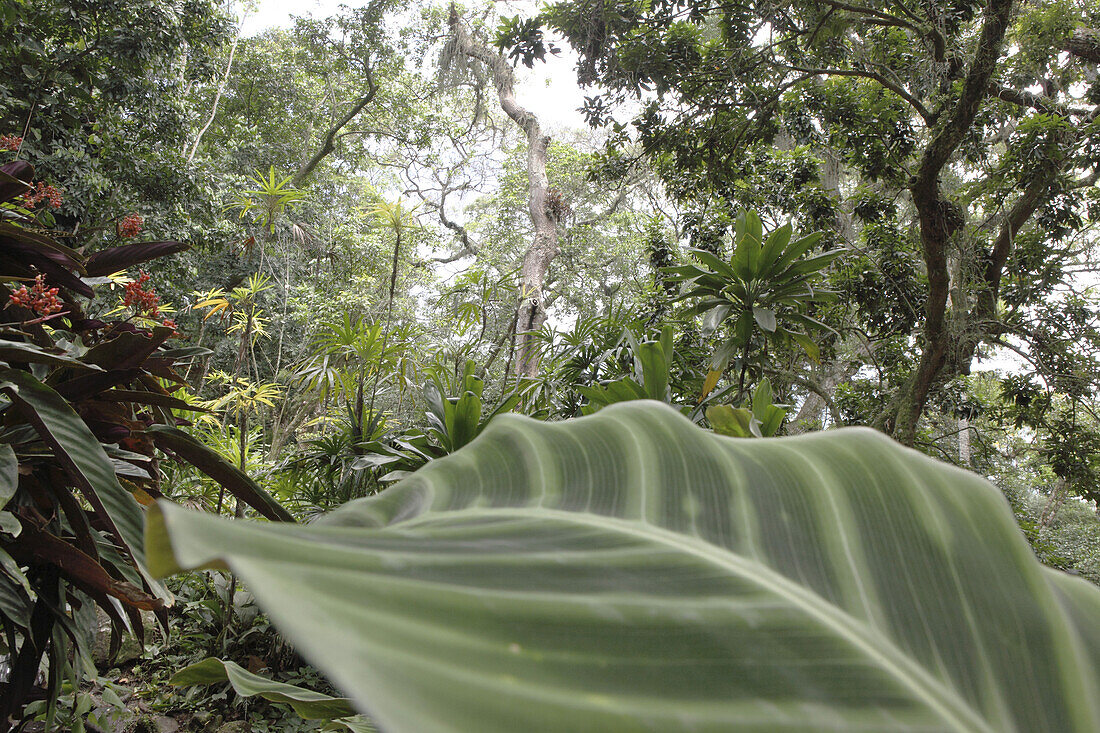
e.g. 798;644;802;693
958;416;970;466
786;361;849;434
890;0;1015;445
1065;28;1100;64
448;8;560;378
187;25;241;164
1039;478;1068;528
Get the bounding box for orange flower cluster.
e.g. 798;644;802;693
8;275;62;316
23;182;63;209
123;271;160;316
119;213;143;238
122;271;180;334
0;135;22;151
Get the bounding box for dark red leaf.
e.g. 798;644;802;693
82;328;173;371
54;369;143;401
94;389;207;412
7;513;162;611
0;162;32;203
84;241;190;276
142;358;188;384
147;426;295;523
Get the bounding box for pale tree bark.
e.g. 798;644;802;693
187;23;242;164
784;361;850;434
448;7;560;378
958;416;970;466
820;148;855;242
1039;478;1068;528
1065;28;1100;64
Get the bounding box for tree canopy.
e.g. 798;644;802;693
1;0;1099;729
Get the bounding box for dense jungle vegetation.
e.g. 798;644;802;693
1;0;1100;730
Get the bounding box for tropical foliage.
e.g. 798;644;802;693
2;0;1099;730
148;403;1100;732
0;161;290;726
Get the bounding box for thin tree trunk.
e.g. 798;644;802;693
1039;478;1068;528
481;307;518;380
786;361;849;433
448;8;560;378
366;226;403;423
958;416;971;466
187;24;242;164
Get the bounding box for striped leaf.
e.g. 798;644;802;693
171;657;366;724
147;401;1100;732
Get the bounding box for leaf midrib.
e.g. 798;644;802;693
199;501;992;733
389;506;994;733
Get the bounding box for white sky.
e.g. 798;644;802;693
239;0;588;133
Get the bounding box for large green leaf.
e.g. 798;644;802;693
0;339;103;370
171;657;367;724
0;547;32;628
147;402;1100;732
0;369;170;606
0;443;17;506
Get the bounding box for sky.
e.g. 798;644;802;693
239;0;588;133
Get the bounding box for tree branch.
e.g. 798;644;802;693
293;66;377;187
894;0;1015;444
1065;28;1100;64
988;82;1091;118
975;129;1074;320
783;64;933;123
187;25;242;164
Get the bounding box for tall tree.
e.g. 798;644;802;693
505;0;1100;445
446;7;561;378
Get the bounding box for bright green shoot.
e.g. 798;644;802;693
225;167;307;233
664;210;841;401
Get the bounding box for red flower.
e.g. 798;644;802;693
123;271;160;315
119;213;143;238
0;135;22;151
161;318;180;336
7;275;62;317
22;182;63;210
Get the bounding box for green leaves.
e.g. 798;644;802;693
577;326;678;413
0;369;147;566
356;360;521;482
146;426;294;523
707;378;787;437
0;444;19;539
421;360;518;454
226;167;307;233
663;210;839;371
148;402;1100;732
171;658;366;724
